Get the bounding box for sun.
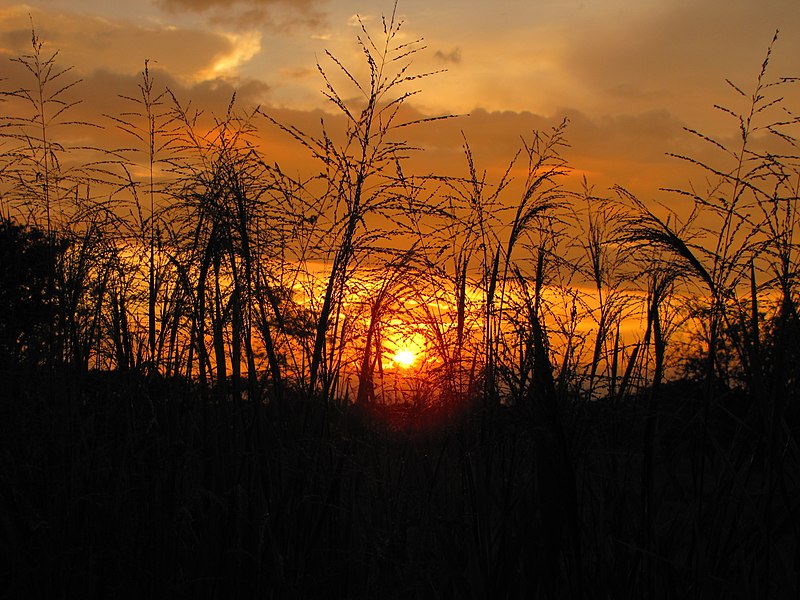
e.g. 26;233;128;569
393;348;416;368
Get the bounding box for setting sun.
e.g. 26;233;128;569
393;349;416;368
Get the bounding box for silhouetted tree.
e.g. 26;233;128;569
0;217;63;373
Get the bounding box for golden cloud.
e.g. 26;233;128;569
0;6;250;83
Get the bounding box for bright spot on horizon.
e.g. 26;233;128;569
393;349;416;368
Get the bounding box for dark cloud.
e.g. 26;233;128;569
396;105;739;200
156;0;312;10
279;66;316;80
0;59;270;156
281;102;697;197
434;47;461;64
0;60;274;219
154;0;325;30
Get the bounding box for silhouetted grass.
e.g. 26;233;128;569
2;364;797;598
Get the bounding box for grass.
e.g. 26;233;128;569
2;366;796;598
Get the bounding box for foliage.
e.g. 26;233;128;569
0;217;61;371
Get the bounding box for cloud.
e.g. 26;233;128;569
157;0;314;12
434;48;461;65
2;0;794;210
258;100;700;199
279;66;316;80
1;61;269;138
554;0;800;125
0;7;272;146
388;106;703;198
0;61;273;215
387;0;800;126
195;30;262;80
0;48;752;227
0;6;262;83
155;0;324;30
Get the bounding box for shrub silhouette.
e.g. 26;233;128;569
0;217;62;373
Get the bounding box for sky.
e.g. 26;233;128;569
0;0;798;198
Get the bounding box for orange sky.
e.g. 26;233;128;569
0;0;798;199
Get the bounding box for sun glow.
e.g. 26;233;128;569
393;349;416;368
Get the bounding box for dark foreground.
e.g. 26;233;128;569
1;369;798;599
